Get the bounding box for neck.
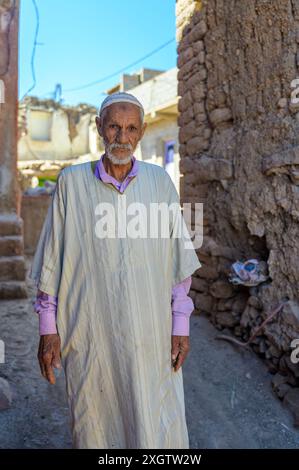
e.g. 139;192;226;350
103;154;133;182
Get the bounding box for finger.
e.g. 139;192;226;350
171;342;180;363
172;349;182;369
171;351;179;364
43;351;55;384
174;352;185;372
52;348;62;369
45;360;56;384
171;334;188;347
38;357;47;379
174;346;189;371
171;336;187;367
37;342;47;379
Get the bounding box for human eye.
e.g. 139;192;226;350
129;125;137;131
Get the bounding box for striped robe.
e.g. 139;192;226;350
30;159;201;449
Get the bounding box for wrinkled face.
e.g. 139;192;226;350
95;102;147;162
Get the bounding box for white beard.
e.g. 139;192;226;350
105;142;134;165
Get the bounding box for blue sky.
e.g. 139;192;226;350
19;0;177;108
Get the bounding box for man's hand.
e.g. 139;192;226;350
171;335;190;372
37;334;62;384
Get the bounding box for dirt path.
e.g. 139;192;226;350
185;315;299;449
0;257;71;449
0;256;298;448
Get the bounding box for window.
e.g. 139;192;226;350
164;140;175;165
29;110;52;141
164;140;176;182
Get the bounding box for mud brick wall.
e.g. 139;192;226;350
176;0;299;416
0;0;26;299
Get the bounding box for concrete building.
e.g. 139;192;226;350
17;97;104;191
18;97;101;162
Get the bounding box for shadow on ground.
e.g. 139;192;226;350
185;314;299;449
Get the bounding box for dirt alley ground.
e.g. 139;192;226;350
0;256;298;449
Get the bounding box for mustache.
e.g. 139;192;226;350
108;142;133;151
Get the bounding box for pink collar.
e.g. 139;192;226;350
95;153;139;186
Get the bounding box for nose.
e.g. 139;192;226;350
116;128;129;144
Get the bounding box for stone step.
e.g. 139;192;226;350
0;236;23;256
0;256;26;281
0;281;27;299
0;214;23;236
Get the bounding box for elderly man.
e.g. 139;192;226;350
29;92;201;449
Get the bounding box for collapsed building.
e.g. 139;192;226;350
17;96;100;191
16;97;100;255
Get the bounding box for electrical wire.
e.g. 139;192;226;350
47;37;175;95
21;0;39;100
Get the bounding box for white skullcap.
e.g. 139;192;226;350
98;92;144;117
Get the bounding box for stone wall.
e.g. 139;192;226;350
176;0;299;421
21;194;51;255
0;0;26;299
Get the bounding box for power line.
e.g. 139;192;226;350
61;37;175;93
21;0;39;100
21;13;175;101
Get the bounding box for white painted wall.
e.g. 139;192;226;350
18;108;99;161
138;119;180;193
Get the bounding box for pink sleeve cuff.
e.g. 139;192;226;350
34;290;58;336
172;314;190;336
39;312;58;336
171;276;194;336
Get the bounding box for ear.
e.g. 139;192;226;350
140;122;147;139
95;116;102;136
